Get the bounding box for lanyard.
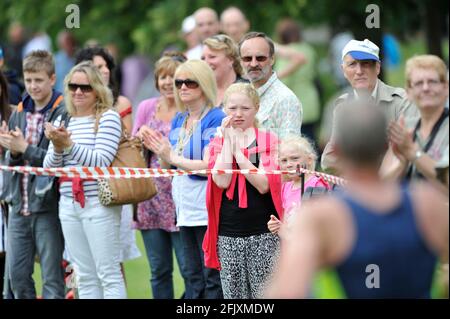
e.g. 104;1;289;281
175;107;209;156
406;108;448;180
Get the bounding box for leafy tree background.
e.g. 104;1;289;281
1;0;448;59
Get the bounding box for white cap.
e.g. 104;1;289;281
181;15;196;34
342;39;380;62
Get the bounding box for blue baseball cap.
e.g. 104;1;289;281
342;39;380;62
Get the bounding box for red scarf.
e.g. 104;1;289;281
202;129;283;270
59;177;95;208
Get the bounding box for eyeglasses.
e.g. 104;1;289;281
410;79;443;90
174;79;199;89
241;55;269;63
68;83;93;93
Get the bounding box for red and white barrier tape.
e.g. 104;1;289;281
0;165;346;186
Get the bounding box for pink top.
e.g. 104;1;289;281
282;175;330;220
132;97;177;232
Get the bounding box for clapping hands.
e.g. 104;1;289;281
44;122;73;153
0;121;28;156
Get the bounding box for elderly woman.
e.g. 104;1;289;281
382;54;448;187
131;51;190;299
145;59;225;299
201;34;247;106
203;83;283;299
43;61;125;299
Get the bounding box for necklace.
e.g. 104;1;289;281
175;106;210;156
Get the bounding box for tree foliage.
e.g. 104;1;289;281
0;0;447;59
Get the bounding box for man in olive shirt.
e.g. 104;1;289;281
321;39;417;173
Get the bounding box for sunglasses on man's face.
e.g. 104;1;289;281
241;55;269;63
174;79;199;89
68;83;93;93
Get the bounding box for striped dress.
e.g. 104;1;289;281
43;110;122;198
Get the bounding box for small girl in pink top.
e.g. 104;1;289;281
267;135;330;235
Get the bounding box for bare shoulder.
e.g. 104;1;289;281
410;182;448;218
410;182;449;257
116;95;132;112
290;195;355;266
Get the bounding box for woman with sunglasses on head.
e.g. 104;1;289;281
43;61;126;299
75;46;141;277
131;51;191;299
204;83;282;299
145;59;225;299
201;34;247;106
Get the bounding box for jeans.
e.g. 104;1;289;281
141;229;190;299
180;226;222;299
2;254;14;299
59;196;126;299
7;210;65;299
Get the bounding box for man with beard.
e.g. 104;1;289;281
239;32;303;138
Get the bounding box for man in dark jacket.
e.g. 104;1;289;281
0;50;65;299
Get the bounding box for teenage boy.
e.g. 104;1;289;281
0;50;66;299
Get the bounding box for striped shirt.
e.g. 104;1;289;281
43;110;122;198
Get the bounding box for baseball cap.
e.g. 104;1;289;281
0;46;4;59
342;39;380;62
181;15;196;35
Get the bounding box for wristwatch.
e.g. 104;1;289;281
412;150;423;163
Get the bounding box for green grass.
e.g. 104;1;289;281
33;231;185;299
123;232;185;299
31;231;447;299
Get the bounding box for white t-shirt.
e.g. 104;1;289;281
186;44;203;60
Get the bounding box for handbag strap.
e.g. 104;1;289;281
94;113;128;138
405;108;449;180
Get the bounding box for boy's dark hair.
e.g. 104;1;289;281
0;70;12;122
23;50;55;76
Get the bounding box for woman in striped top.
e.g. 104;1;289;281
75;46;141;276
43;61;126;299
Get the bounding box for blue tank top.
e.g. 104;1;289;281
335;185;437;298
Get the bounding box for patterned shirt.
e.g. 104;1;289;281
256;72;303;139
131;97;178;232
21;112;45;215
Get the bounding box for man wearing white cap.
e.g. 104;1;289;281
321;38;417;173
181;15;200;57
